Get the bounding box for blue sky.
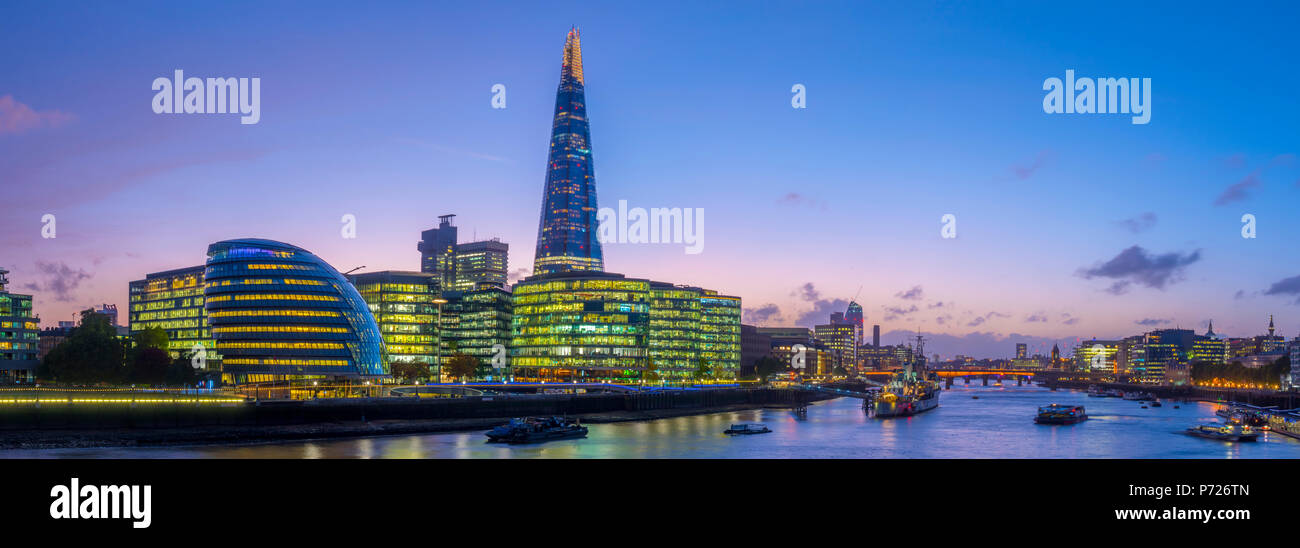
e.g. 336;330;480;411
2;1;1298;358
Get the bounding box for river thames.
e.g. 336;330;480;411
7;383;1300;458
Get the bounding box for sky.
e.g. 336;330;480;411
2;1;1298;359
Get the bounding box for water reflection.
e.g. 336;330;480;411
5;385;1300;459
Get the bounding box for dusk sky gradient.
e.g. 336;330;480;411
3;1;1298;359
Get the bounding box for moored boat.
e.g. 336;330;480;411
485;416;588;444
1185;423;1257;442
872;335;940;419
724;423;771;435
1035;404;1087;425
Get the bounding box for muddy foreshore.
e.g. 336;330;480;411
0;402;805;450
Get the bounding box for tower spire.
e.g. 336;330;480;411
533;28;604;275
1269;314;1275;337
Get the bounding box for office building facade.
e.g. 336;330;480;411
350;271;441;380
128;265;218;370
0;268;39;383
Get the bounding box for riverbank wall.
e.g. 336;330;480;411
0;387;822;432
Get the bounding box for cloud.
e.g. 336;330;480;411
1012;150;1052;180
1135;318;1171;326
743;303;783;325
21;261;91;302
1078;245;1201;294
928;301;946;309
776;192;826;210
0;95;74;135
882;305;919;322
1115;212;1157;233
1263;274;1300;304
894;286;924;301
1025;313;1047;323
792;283;849;327
1061;313;1081;326
1213;172;1261;206
507;267;531;284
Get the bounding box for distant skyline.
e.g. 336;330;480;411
3;1;1299;359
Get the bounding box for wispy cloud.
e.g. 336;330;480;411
0;95;74;135
1115;212;1157;233
1213;171;1260;206
21;261;91;302
1135;318;1171;326
743;303;783;325
1263;274;1300;305
894;285;924;301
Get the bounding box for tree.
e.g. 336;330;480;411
693;358;711;381
443;353;478;382
166;357;200;386
126;326;171;384
390;360;431;383
39;309;126;384
642;361;661;383
129;347;171;385
132;326;169;352
753;356;786;383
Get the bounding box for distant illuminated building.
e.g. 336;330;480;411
1074;339;1120;373
129;265;217;370
872;324;881;348
418;214;509;291
815;322;857;372
1189;320;1228;365
1015;343;1027;360
440;286;513;380
0;267;39;383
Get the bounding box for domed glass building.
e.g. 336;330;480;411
204;239;385;384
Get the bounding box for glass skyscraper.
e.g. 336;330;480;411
533;27;604;275
129;265;219;371
0;267;39;383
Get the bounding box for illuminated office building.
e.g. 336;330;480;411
0;268;39;383
1073;339;1120;372
1016;343;1028;360
815;322;857;372
699;291;741;378
511;272;739;382
533;27;604;275
1189;321;1228;364
647;282;702;379
1140;329;1196;383
128;265;218;370
418;214;509;291
440;286;513;380
511;272;648;381
204;239;384;383
350;271;440;379
843;301;864;345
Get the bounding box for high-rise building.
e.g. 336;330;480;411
349;271;441;379
511;271;649;381
452;239;509;290
815;322;857;372
0;267;39;383
872;324;880;348
533;27;604;275
204;239;385;384
1140;329;1196;382
699;292;741;378
1190;321;1228;365
129;266;218;370
418;214;509;291
844;301;864;345
1015;343;1028;360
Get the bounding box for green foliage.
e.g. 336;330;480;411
39;309;126;384
752;356;786;383
132;326;169;352
129;347;171;385
443;353;478;381
390;360;431;383
693;358;711;380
